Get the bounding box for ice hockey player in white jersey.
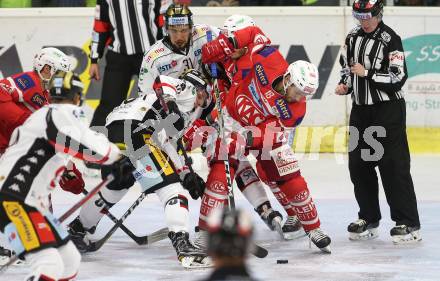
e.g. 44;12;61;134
137;3;220;96
0;72;131;281
68;70;212;269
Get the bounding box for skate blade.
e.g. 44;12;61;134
283;229;307;240
349;229;378;241
0;257;26;266
319;246;332;254
180;256;213;269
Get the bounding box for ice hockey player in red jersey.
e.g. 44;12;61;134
187;15;290;248
0;47;72;155
0;71;132;280
201;25;332;252
198;15;306;241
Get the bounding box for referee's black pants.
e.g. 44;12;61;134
90;50;143;128
348;99;420;228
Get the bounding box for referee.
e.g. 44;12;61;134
89;0;163;128
335;0;421;244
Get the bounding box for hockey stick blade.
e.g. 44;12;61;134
251;242;268;258
138;227;169;245
88;227;169;252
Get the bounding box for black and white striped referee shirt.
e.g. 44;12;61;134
90;0;163;63
339;21;408;105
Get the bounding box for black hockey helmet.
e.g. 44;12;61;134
165;4;193;29
207;209;253;258
352;0;384;20
49;71;84;103
180;69;212;108
180;69;208;90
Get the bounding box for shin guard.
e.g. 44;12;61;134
279;175;320;232
198;162;234;230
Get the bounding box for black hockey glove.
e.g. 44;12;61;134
103;156;135;189
182;172;206;200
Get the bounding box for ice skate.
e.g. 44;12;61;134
282;215;306;240
307;228;331;253
0;246;25;266
390;225;422;244
193;226;208;252
169;231;212;269
67;217;95;253
347;219;379;241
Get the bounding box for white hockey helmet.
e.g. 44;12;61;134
222;14;256;37
283;60;319;96
33;47;72;82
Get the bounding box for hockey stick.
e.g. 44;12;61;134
86;189;168;252
0;176;113;275
206;31;267;259
207;31;235;210
82;190;165;246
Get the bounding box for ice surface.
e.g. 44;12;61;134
2;154;439;281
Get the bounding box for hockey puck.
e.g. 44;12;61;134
276;259;288;264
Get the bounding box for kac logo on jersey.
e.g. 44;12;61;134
158;60;177;74
236;94;265;125
275;98;292;120
255;63;268;86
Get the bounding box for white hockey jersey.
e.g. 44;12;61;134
0;104;121;212
106;75;203;174
138;24;220;95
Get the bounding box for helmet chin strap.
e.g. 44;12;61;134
39;75;52;90
282;74;291;96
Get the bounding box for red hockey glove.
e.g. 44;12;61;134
59;163;85;195
182;119;212;151
202;33;234;64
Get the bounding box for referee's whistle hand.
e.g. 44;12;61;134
89;63;101;81
350;63;366;77
335;84;348;95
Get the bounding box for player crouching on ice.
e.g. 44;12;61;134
200;25;332;253
67;70;213;268
0;71;132;280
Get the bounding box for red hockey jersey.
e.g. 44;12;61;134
0;71;49;153
225;26;306;130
